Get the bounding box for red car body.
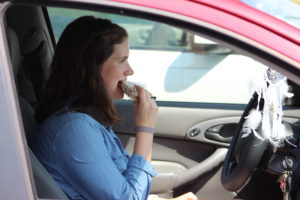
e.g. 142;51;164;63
111;0;300;69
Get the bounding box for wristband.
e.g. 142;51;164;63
134;126;155;134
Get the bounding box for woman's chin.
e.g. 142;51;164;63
113;92;124;100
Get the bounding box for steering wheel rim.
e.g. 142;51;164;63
221;94;268;191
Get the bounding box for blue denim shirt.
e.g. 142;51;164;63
30;111;156;200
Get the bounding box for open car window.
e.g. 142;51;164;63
48;7;269;104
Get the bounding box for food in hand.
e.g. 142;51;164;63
122;81;138;100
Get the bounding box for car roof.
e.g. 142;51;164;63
108;0;300;64
193;0;300;44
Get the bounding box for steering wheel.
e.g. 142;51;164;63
221;94;269;191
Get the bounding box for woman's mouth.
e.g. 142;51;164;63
117;81;124;92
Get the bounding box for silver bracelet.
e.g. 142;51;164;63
134;126;155;134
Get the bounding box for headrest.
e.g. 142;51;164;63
6;26;21;78
21;27;46;55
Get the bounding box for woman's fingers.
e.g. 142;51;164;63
172;192;199;200
135;85;144;102
134;85;158;128
136;85;154;103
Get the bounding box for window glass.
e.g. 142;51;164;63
47;7;267;104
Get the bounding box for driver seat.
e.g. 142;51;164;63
6;25;69;199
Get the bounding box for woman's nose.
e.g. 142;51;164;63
125;64;134;76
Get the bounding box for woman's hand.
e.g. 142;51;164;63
148;192;199;200
171;192;199;200
132;85;158;161
134;85;158;128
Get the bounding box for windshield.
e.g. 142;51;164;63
241;0;300;30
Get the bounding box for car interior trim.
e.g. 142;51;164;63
0;2;36;199
174;148;227;187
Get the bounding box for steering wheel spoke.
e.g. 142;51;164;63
221;94;269;191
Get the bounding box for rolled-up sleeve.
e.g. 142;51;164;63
54;116;156;200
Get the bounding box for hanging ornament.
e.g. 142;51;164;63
244;68;294;147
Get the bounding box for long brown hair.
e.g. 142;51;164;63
35;16;127;125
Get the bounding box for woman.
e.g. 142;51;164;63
30;16;198;200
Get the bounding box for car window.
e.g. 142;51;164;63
48;7;267;104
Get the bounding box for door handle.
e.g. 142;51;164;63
205;124;236;143
205;131;232;143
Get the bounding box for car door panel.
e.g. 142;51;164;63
187;117;241;146
114;101;244;139
114;101;300;198
118;133;216;169
150;161;187;194
113;100;243;198
117;133;228;195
